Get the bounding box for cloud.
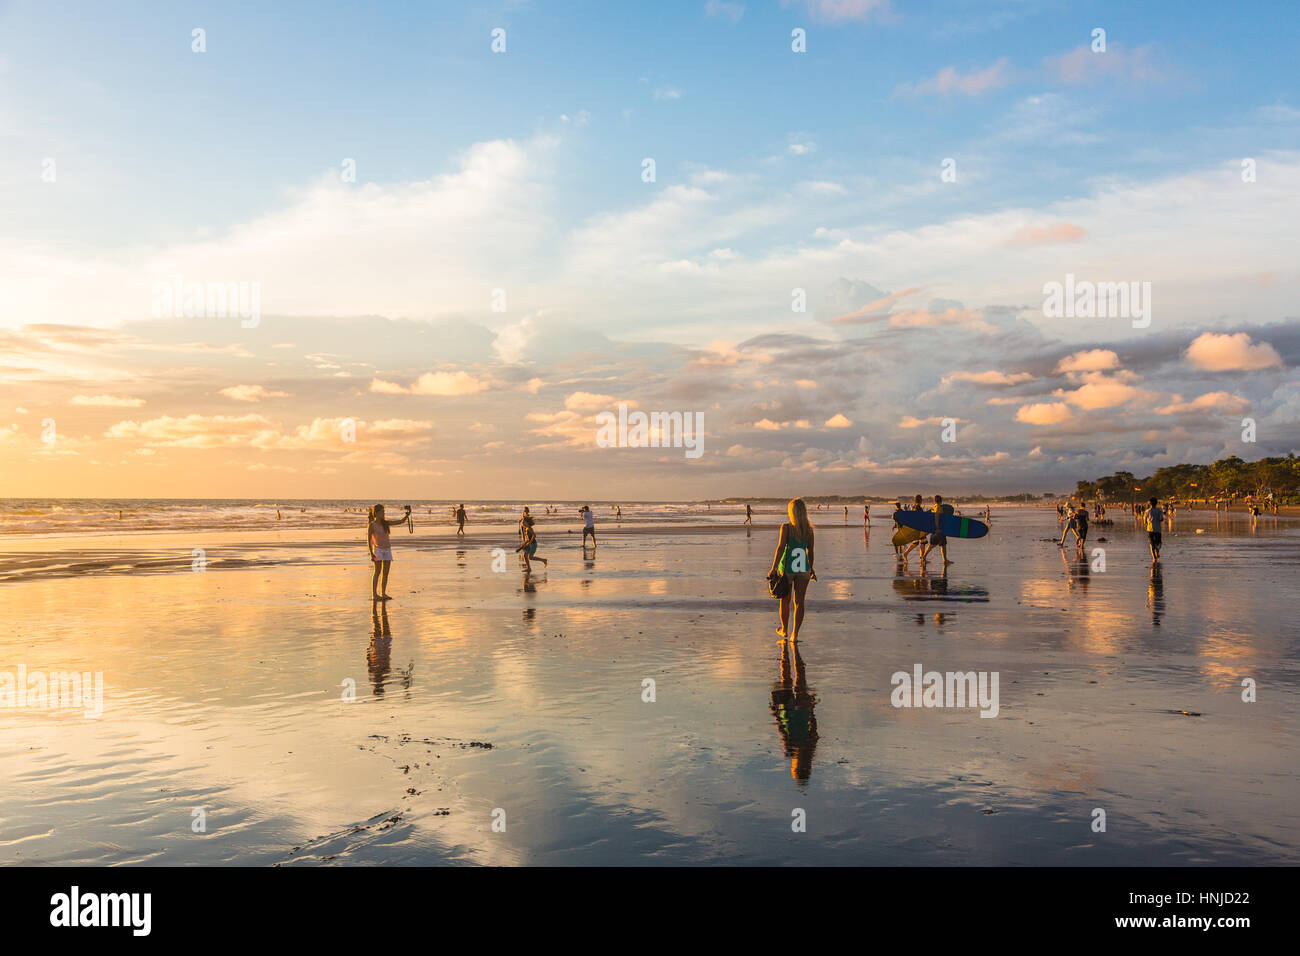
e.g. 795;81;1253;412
218;385;289;402
564;391;618;412
1006;222;1086;245
896;59;1012;97
105;414;278;448
828;286;925;324
1185;332;1283;371
653;87;682;101
942;370;1034;386
824;413;853;427
1053;373;1151;409
793;0;892;23
889;307;994;331
70;395;146;407
1157;392;1250;415
1056;349;1119;374
1045;43;1163;86
1015;402;1073;425
704;1;746;23
369;371;489;396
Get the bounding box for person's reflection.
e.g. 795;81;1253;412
368;599;392;696
522;606;537;626
1061;548;1090;593
1147;562;1164;627
770;639;819;785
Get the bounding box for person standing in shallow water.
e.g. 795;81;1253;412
769;498;815;641
367;504;406;601
455;503;467;536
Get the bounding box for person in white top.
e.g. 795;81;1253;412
581;504;596;550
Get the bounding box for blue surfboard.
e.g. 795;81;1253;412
892;509;988;539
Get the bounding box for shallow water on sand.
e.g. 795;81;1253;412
1;508;1297;865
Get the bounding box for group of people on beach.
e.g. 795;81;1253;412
889;493;960;567
366;502;605;597
1059;496;1166;560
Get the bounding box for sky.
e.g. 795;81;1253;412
1;0;1297;499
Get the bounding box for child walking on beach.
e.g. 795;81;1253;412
516;521;547;571
367;504;407;601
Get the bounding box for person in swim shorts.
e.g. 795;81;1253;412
920;494;950;566
580;504;596;549
515;521;547;571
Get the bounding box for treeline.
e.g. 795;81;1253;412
1075;454;1300;502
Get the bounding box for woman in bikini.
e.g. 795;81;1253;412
768;498;815;641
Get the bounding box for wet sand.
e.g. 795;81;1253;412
1;507;1297;865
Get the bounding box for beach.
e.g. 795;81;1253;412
1;503;1297;865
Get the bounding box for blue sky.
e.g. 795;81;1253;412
1;0;1297;498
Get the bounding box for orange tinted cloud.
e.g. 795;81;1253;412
1185;332;1283;371
1015;402;1072;425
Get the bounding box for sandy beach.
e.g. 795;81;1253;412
2;503;1296;865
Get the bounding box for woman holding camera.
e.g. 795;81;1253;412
367;503;409;601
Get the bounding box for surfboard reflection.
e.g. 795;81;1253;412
891;568;989;603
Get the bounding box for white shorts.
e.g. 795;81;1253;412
373;548;393;562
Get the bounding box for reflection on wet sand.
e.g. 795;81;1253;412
1061;548;1091;593
2;507;1297;865
368;601;414;696
1148;562;1164;627
891;567;989;603
770;639;818;785
369;600;392;695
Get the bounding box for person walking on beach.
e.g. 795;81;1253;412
367;504;407;601
455;504;467;536
1060;501;1087;550
745;503;753;527
515;521;547;571
863;503;870;526
1145;496;1165;560
920;494;951;567
768;498;815;641
900;494;927;562
580;504;596;549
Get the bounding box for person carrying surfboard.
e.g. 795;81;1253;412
920;494;951;567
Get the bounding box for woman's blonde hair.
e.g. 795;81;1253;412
788;498;813;542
